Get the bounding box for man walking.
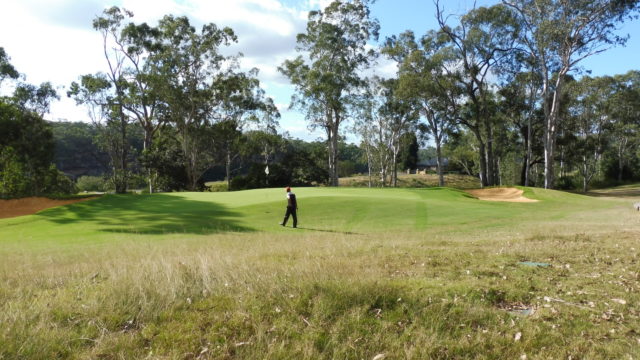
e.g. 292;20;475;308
280;187;298;228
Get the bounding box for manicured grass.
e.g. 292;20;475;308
1;186;639;359
0;187;607;244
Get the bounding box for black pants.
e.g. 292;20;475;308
282;206;297;227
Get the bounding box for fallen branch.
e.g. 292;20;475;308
543;296;596;311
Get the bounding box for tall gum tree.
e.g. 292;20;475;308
279;0;379;186
434;2;519;187
377;78;420;187
0;47;19;86
152;15;237;191
68;74;132;194
382;30;458;187
497;70;544;186
355;77;419;187
91;7;167;193
608;71;640;181
502;0;640;189
69;7;136;194
71;7;162;193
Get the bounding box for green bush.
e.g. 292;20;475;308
0;147;29;199
41;165;77;196
1;148;76;198
555;175;578;190
128;174;148;191
206;182;228;192
76;176;108;193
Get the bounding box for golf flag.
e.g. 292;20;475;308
265;165;269;175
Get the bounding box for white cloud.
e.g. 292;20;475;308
369;57;398;79
120;0;186;24
0;1;107;122
275;103;292;112
4;0;107;29
0;0;327;139
307;0;333;11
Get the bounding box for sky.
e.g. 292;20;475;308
1;0;640;141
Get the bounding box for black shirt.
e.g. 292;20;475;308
287;192;297;208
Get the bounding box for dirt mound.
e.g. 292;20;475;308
465;188;538;203
0;196;98;219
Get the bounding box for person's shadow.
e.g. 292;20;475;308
293;226;362;235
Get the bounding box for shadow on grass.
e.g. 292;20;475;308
584;188;640;198
37;194;253;235
294;226;362;235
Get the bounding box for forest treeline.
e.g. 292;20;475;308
2;0;640;198
48;120;419;192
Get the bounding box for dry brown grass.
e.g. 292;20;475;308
339;173;479;188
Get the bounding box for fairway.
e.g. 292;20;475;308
1;187;639;359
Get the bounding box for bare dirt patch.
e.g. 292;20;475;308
0;197;98;219
465;188;538;203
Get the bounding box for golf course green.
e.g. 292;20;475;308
1;187;638;359
0;187;606;243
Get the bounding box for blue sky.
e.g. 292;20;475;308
1;0;639;142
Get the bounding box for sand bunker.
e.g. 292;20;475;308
0;196;98;219
465;187;538;203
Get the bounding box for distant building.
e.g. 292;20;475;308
412;158;449;174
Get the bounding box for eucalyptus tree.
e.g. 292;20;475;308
85;7;170;192
378;78;420;187
382;30;459;186
355;77;418;187
398;132;420;174
443;130;478;177
565;76;614;192
68;74;132;193
210;69;280;188
434;1;520;187
354;78;391;186
608;71;640;181
1;48;59;118
151;15;237;191
497;71;544;186
0;101;57;198
242;99;283;170
0;47;19;86
0;53;65;197
0;54;76;198
279;0;379;186
11;82;59;118
353;109;377;187
69;8;143;193
502;0;640;189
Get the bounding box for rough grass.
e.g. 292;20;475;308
1;186;639;359
339;173;480;189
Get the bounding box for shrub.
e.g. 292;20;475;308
0;147;29;199
41;165;77;196
1;148;76;198
206;182;228;192
128;174;148;191
555;175;578;190
76;176;108;193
